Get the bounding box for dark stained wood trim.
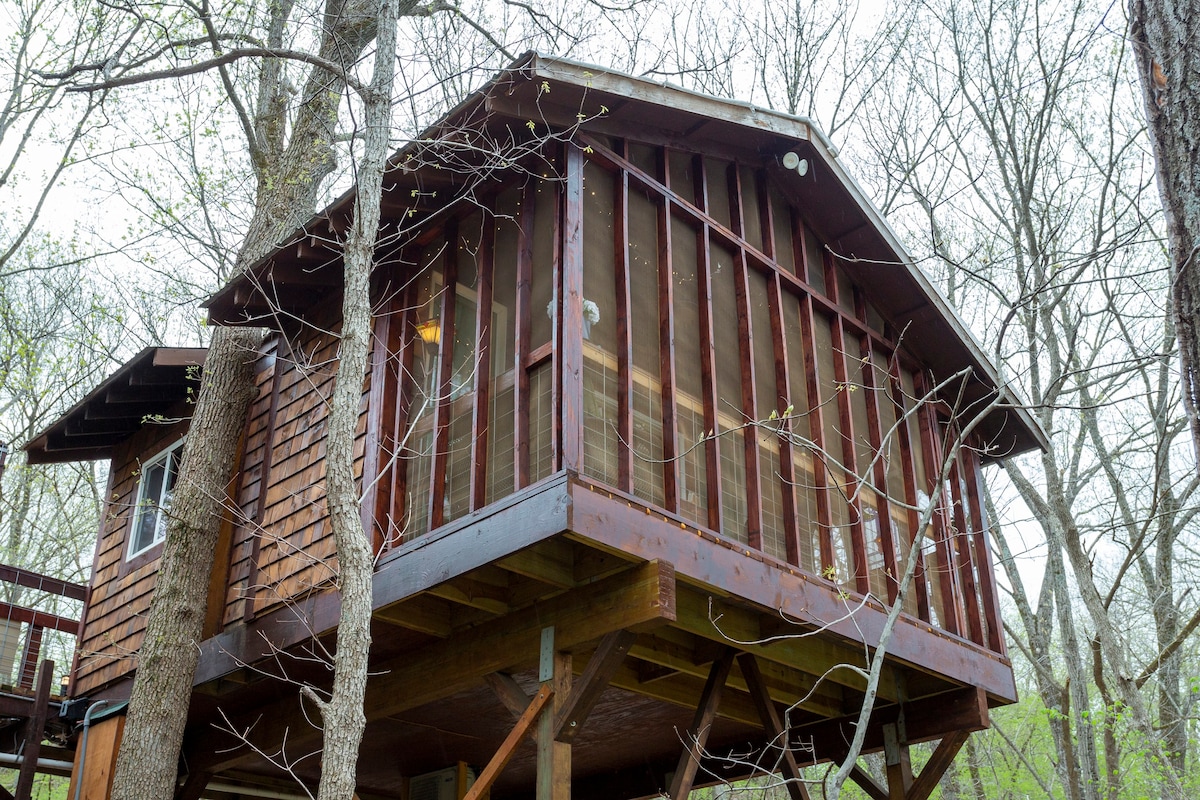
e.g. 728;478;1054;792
798;294;835;573
768;273;801;566
668;648;734;800
551;157;564;473
913;371;961;637
825;256;870;595
697;223;723;531
568;479;1018;700
0;566;86;601
756;168;776;262
657;178;681;512
515;183;535;487
471;209;497;511
561;143;586;473
614;168;634;493
389;281;418;546
1;603;81;635
364;307;393;551
734;248;764;550
887;357;931;623
855;307;900;605
429;220;460;530
576;135;903;355
949;454;984;646
967;449;1005;654
362;309;391;548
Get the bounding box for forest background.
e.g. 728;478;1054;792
0;0;1196;798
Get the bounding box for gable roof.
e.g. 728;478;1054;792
204;51;1045;459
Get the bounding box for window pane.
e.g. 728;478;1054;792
629;188;664;508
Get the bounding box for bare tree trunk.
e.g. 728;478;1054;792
312;0;397;797
109;328;259;800
1129;0;1200;468
110;3;381;797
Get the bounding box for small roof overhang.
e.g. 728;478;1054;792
24;348;206;465
203;52;1048;460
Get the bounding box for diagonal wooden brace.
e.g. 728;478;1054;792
462;684;555;800
668;648;736;800
555;629;636;742
737;653;811;800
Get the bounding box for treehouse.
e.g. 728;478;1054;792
27;53;1045;800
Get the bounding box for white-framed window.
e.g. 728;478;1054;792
128;440;183;560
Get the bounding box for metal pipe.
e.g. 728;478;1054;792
0;751;75;775
72;700;111;800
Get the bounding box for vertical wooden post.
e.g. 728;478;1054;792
429;221;460;530
967;450;1006;653
657;172;681;512
537;628;572;800
15;659;52;800
854;304;900;605
949;455;984;645
883;721;913;800
697;225;724;531
887;355;931;622
561;144;585;474
470;210;497;511
515;185;535;487
614;168;634;494
767;274;801;567
825;261;869;595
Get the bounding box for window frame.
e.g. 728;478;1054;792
126;439;184;562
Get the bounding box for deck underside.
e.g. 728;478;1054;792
96;472;1011;799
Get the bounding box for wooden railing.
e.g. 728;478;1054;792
0;564;85;693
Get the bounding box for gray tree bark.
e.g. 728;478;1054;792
311;1;398;798
109;3;381;798
1130;0;1200;469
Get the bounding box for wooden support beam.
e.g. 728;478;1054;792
463;684;554;800
905;730;968;800
848;764;889;800
668;648;735;800
538;631;571;800
555;629;635;742
793;687;988;760
191;560;675;775
497;540;575;589
15;660;53;800
374;594;457;637
883;721;913;800
561;144;585;473
737;653;810;800
173;770;212;800
485;672;532;719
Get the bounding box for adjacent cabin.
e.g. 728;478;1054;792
25;53;1044;800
